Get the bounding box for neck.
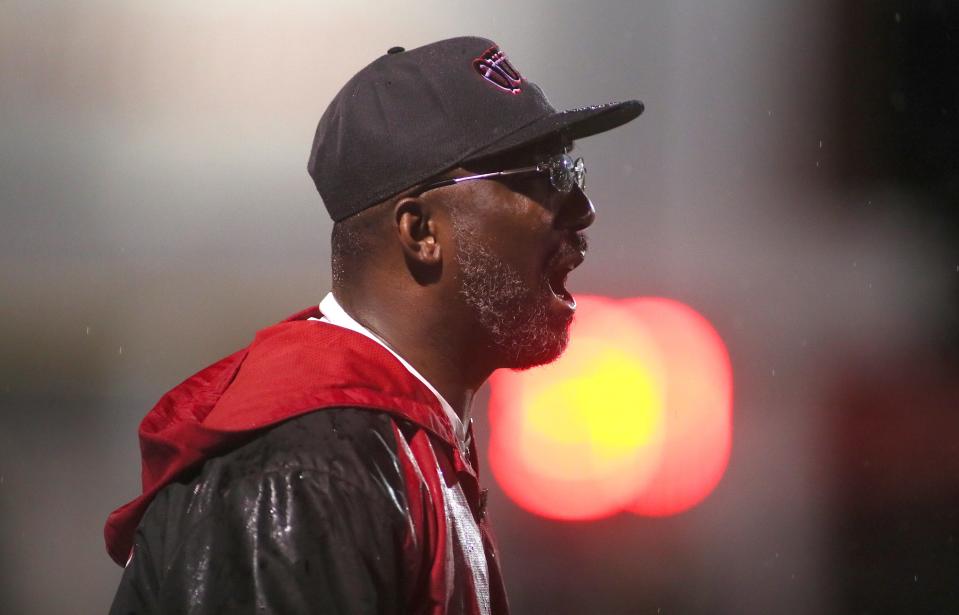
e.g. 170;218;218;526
333;286;494;424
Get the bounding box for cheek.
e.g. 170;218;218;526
482;191;552;247
454;183;553;272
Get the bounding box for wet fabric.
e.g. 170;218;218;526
105;307;509;614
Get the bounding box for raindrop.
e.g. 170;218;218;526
118;346;124;355
85;325;91;336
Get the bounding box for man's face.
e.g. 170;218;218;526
446;139;595;370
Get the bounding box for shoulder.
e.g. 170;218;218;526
186;408;413;509
141;408;414;549
218;407;407;484
114;408;419;613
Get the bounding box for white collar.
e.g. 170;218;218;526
310;292;468;446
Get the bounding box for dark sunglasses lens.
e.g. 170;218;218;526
573;157;586;191
550;155;575;192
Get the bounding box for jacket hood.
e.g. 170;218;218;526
104;306;458;566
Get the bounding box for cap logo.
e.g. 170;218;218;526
473;45;523;94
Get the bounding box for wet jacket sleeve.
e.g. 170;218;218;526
109;408;417;615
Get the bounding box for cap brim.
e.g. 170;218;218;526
466;99;644;160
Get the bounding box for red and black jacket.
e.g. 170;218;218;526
105;307;509;614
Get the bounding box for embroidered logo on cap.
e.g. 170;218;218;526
473;45;523;94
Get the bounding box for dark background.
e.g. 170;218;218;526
1;1;956;613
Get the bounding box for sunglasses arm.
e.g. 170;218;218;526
413;165;541;195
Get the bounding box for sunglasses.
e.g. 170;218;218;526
411;153;586;196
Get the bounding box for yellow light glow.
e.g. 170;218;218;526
489;295;733;521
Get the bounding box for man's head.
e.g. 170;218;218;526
312;36;642;372
329;135;594;370
437;136;595;369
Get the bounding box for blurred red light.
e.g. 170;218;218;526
488;295;732;520
622;297;733;517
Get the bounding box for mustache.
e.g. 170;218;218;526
571;232;589;255
548;232;589;269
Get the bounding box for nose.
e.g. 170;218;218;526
555;185;596;231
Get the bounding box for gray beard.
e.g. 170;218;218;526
451;213;571;370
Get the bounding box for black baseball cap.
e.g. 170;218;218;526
308;36;643;221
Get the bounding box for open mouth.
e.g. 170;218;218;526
547;268;576;309
547;264;578;311
545;238;586;312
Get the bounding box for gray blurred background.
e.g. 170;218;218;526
2;1;957;613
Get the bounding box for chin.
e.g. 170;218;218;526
499;315;572;371
454;237;576;370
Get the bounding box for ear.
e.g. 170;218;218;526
393;196;442;266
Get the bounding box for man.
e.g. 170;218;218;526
106;36;642;614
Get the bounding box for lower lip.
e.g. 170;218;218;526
549;284;577;314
